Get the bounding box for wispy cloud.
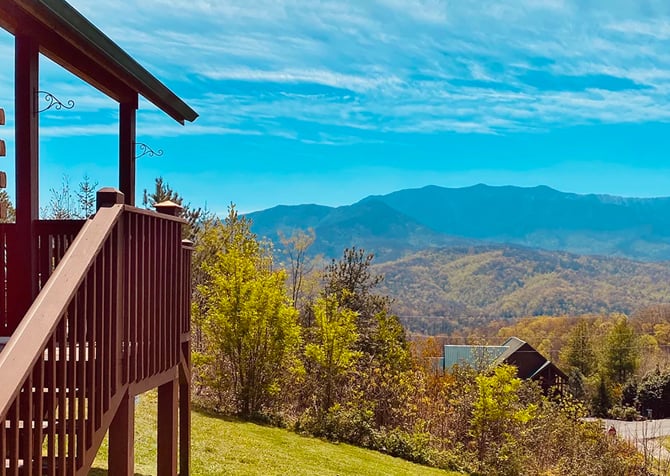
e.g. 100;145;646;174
2;0;670;141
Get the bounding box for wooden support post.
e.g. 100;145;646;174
158;379;178;476
10;34;39;331
109;391;135;476
179;341;191;476
119;99;137;206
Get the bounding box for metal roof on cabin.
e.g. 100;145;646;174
495;336;527;365
442;345;508;368
0;0;197;124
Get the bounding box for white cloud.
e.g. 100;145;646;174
2;0;670;140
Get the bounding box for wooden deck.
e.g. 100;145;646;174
0;192;192;475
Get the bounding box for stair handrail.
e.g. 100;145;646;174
0;203;123;417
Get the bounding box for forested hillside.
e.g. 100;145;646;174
374;245;670;333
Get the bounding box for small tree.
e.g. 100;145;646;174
42;174;99;219
470;365;537;472
305;293;360;412
323;247;389;355
143;176;205;239
602;314;639;385
43;175;77;219
198;206;301;416
279;228;315;308
561;318;596;376
76;174;98;217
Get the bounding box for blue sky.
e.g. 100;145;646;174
2;0;670;213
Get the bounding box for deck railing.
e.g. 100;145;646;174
0;220;86;333
0;198;191;475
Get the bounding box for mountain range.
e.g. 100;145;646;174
247;184;670;262
246;184;670;321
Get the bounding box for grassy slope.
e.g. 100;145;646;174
90;392;458;476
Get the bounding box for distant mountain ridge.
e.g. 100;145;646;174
247;184;670;262
375;244;670;324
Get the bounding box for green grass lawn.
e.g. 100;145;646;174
90;392;460;476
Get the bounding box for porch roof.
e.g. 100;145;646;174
0;0;198;124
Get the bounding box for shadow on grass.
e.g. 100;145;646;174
192;405;285;428
88;468;151;476
192;405;240;422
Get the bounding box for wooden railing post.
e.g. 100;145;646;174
109;390;135;476
97;187;125;209
154;200;182;217
158;379;178;476
179;238;193;475
179;340;191;476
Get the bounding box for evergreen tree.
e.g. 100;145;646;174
143;176;206;239
76;174;98;217
0;190;15;223
561;318;596;376
602;314;639;385
323;247;389;354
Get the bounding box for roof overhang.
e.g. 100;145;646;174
0;0;198;124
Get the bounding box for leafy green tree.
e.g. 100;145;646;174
602;314;639;385
561;318;596;376
198;206;301;416
470;365;537;472
305;293;360;412
590;374;612;417
320;247;412;427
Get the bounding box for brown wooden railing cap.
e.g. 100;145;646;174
97;188;125;208
154;200;183;216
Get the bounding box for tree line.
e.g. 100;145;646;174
21;175;659;473
185;202;647;474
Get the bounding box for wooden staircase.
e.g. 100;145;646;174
0;191;192;475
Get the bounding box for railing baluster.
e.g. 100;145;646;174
85;271;95;449
67;300;77;475
47;335;57;475
111;224;119;394
143;216;150;380
158;218;165;371
57;320;66;476
150;216;156;376
94;257;103;431
103;236;112;409
32;353;44;476
129;214;137;384
0;417;5;476
7;402;17;476
76;282;87;468
20;373;34;475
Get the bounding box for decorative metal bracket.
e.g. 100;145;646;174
37;91;75;113
135;142;163;159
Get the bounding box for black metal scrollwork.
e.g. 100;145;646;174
37;91;75;113
135;142;164;159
